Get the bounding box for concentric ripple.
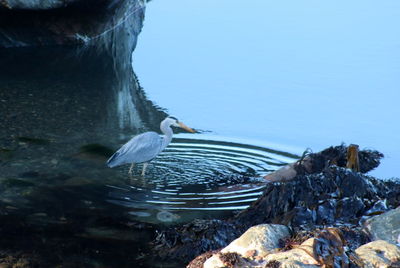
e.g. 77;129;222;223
106;134;300;224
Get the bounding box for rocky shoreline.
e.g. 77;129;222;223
153;145;400;267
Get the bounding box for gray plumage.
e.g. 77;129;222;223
106;116;195;175
106;132;164;167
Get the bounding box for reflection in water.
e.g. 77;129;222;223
0;1;303;265
106;134;299;224
0;38;300;266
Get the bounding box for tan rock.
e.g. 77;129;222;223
264;163;297;182
263;238;319;268
355;240;400;268
221;224;290;257
203;224;290;268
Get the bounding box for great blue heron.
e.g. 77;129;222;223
106;116;195;175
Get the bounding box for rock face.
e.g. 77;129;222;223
355;240;400;268
363;206;400;244
0;0;145;50
1;0;79;10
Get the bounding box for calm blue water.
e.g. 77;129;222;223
134;0;400;179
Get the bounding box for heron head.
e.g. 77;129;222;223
166;116;196;133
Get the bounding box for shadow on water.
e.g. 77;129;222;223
0;45;301;268
0;10;299;268
0;44;170;265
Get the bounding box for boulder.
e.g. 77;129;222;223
355;240;400;268
264;228;348;268
203;224;290;268
221;224;290;257
363;206;400;244
263;238;319;267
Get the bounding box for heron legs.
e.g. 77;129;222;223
128;162;149;176
141;162;149;176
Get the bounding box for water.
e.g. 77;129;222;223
134;0;400;179
0;44;297;266
107;134;297;223
1;0;399;266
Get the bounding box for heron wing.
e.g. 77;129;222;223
107;132;163;167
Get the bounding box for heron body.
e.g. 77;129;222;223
106;116;195;175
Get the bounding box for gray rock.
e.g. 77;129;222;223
355;240;400;268
364;206;400;244
1;0;78;10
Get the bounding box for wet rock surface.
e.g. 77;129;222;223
355;240;400;268
1;0;79;10
363;206;400;244
151;145;400;266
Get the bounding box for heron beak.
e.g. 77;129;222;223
178;122;196;133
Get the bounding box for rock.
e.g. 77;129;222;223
237;166;396;228
158;146;398;263
355;240;400;268
156;211;180;223
221;224;290;257
264;144;384;182
204;252;251;268
263;228;348;268
263;238;319;267
264;163;297;182
203;224;290;268
2;0;78;10
312;228;348;267
364;206;400;244
153;219;241;261
187;250;219;268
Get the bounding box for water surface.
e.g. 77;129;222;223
134;0;400;179
1;0;399;266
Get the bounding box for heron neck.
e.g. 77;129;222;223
160;122;173;150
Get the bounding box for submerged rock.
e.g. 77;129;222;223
156;211;180;223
